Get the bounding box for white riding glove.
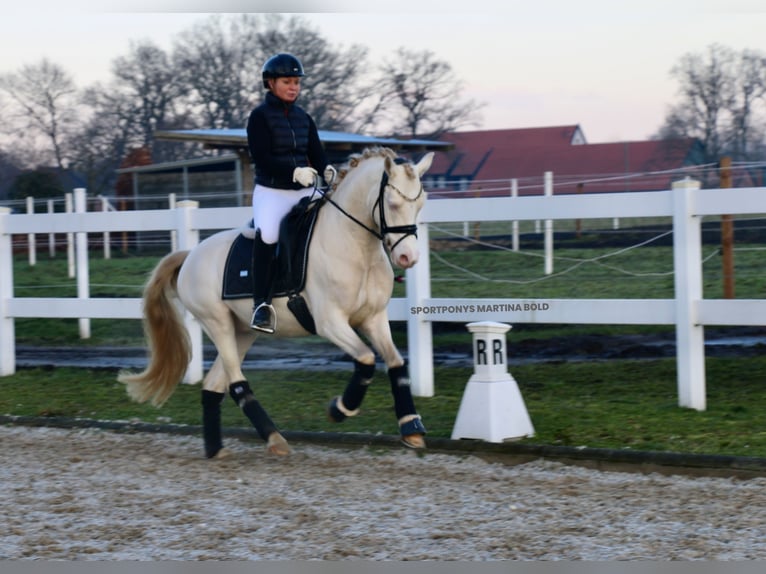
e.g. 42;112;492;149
323;164;337;186
292;166;317;188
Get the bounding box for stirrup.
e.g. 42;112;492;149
250;302;276;334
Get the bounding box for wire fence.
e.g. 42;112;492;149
3;158;766;212
4;161;766;301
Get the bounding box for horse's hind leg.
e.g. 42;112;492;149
229;379;290;455
201;387;227;458
199;317;290;457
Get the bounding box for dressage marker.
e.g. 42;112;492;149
451;321;535;442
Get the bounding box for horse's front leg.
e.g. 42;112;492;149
358;312;427;449
316;319;377;425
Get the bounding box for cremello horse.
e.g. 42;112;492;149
119;147;434;458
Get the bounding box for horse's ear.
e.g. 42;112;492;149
384;155;394;174
415;152;434;177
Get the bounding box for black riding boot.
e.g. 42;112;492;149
250;230;277;333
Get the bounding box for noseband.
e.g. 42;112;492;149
318;158;423;252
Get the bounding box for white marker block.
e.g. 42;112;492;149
451;321;535;443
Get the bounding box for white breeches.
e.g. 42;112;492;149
251;184;315;244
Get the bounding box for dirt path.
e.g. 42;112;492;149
1;425;764;560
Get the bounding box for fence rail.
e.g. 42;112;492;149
2;182;766;412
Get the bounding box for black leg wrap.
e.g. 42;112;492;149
328;361;375;422
343;360;375;411
389;363;417;420
201;390;225;459
229;380;278;442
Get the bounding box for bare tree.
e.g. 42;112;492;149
0;148;23;201
0;59;79;170
111;40;186;151
67;86;139;195
727;49;766;160
3;14;487;196
172;14;264;129
369;48;484;138
655;44;766;163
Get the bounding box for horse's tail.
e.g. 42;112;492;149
118;250;192;407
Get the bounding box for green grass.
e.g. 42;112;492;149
2;356;765;458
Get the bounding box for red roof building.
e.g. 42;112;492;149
428;125;706;197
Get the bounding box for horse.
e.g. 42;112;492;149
118;147;435;458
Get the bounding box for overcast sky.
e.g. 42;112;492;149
2;0;765;143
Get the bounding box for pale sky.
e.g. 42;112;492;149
2;0;765;143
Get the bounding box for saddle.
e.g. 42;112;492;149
221;196;324;333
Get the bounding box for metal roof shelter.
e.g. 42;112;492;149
151;128;453;201
115;153;245;208
155;128;452;156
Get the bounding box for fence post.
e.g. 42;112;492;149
74;188;91;339
511;178;519;251
406;221;434;397
575;183;583;238
0;207;15;376
26;196;36;266
544;171;553;275
175;200;203;384
65;193;75;278
169;193;178;252
47;199;56;258
719;157;734;298
672;178;705;411
100;196;111;260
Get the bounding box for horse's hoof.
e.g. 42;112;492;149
399;415;427;449
327;396;347;423
210;447;234;460
266;432;291;456
401;433;426;449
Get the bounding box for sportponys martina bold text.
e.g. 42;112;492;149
410;302;551;315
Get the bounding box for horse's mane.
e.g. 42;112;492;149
330;146;415;191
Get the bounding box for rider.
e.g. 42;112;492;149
246;53;336;333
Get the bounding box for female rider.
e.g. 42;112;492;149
246;53;336;333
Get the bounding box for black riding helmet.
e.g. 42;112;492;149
261;53;304;89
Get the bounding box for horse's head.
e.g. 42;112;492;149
378;151;434;269
327;147;434;269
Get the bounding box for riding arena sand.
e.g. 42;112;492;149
1;425;764;561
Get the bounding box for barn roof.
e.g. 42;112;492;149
429;125;704;195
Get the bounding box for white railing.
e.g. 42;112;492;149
1;183;765;412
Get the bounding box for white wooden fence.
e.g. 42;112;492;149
1;182;765;412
